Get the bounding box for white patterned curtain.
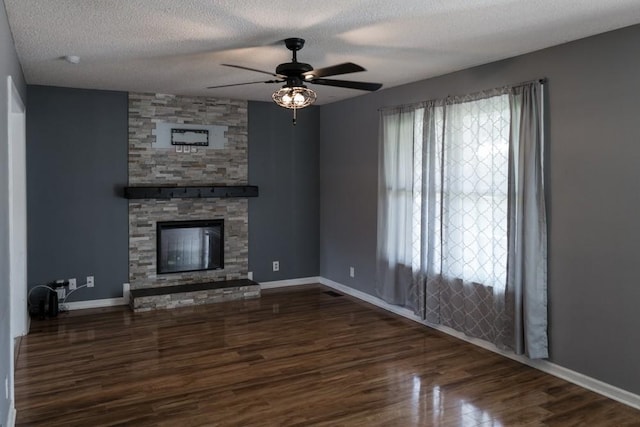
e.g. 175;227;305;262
376;107;421;309
377;82;547;358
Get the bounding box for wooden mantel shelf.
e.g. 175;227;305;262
123;185;258;199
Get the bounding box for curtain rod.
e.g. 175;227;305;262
515;77;547;86
379;77;547;112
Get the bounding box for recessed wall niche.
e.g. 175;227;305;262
128;93;249;291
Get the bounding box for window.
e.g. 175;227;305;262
420;95;511;290
378;82;548;357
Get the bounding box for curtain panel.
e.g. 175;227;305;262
377;82;548;358
377;107;421;309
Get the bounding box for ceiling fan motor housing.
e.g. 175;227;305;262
276;62;313;82
276;37;314;81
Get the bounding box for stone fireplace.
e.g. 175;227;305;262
127;93;258;310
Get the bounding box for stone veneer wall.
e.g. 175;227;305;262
128;93;248;290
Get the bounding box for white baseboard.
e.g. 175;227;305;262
259;277;321;289
62;278;317;310
123;283;131;305
63;297;126;311
525;359;640;411
44;275;640;410
318;277;640;411
63;283;130;311
318;277;415;318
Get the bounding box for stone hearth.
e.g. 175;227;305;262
127;93;252;310
130;279;260;312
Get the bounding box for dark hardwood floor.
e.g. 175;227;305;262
15;284;640;426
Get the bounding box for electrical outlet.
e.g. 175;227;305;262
350;267;355;278
247;271;253;280
272;261;279;272
68;278;77;290
56;288;66;300
87;275;94;287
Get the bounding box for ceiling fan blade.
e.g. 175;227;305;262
221;64;280;77
207;79;283;89
303;62;365;79
310;78;382;92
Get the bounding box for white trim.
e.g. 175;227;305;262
63;278;320;309
64;297;126;311
7;75;28;339
526;360;640;411
29;275;640;409
319;277;414;318
6;75;26;426
7;406;16;427
6;76;24;111
122;283;131;306
318;277;640;410
259;277;321;289
13;336;21;364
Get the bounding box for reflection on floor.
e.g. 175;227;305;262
15;284;640;426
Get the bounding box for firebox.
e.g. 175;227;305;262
156;219;224;274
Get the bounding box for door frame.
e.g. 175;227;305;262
7;75;27;416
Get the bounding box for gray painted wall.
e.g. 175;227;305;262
0;0;26;422
25;92;319;304
17;21;640;401
248;102;319;282
319;24;640;395
26;85;129;301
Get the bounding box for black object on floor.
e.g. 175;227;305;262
324;290;343;297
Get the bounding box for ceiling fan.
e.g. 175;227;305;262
207;37;382;124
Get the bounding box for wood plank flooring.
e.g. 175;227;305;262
15;284;640;426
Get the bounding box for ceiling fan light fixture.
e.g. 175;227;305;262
272;86;316;110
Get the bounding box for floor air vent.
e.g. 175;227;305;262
324;290;343;297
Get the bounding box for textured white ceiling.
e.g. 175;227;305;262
5;0;640;104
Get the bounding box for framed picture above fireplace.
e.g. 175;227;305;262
156;219;224;274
